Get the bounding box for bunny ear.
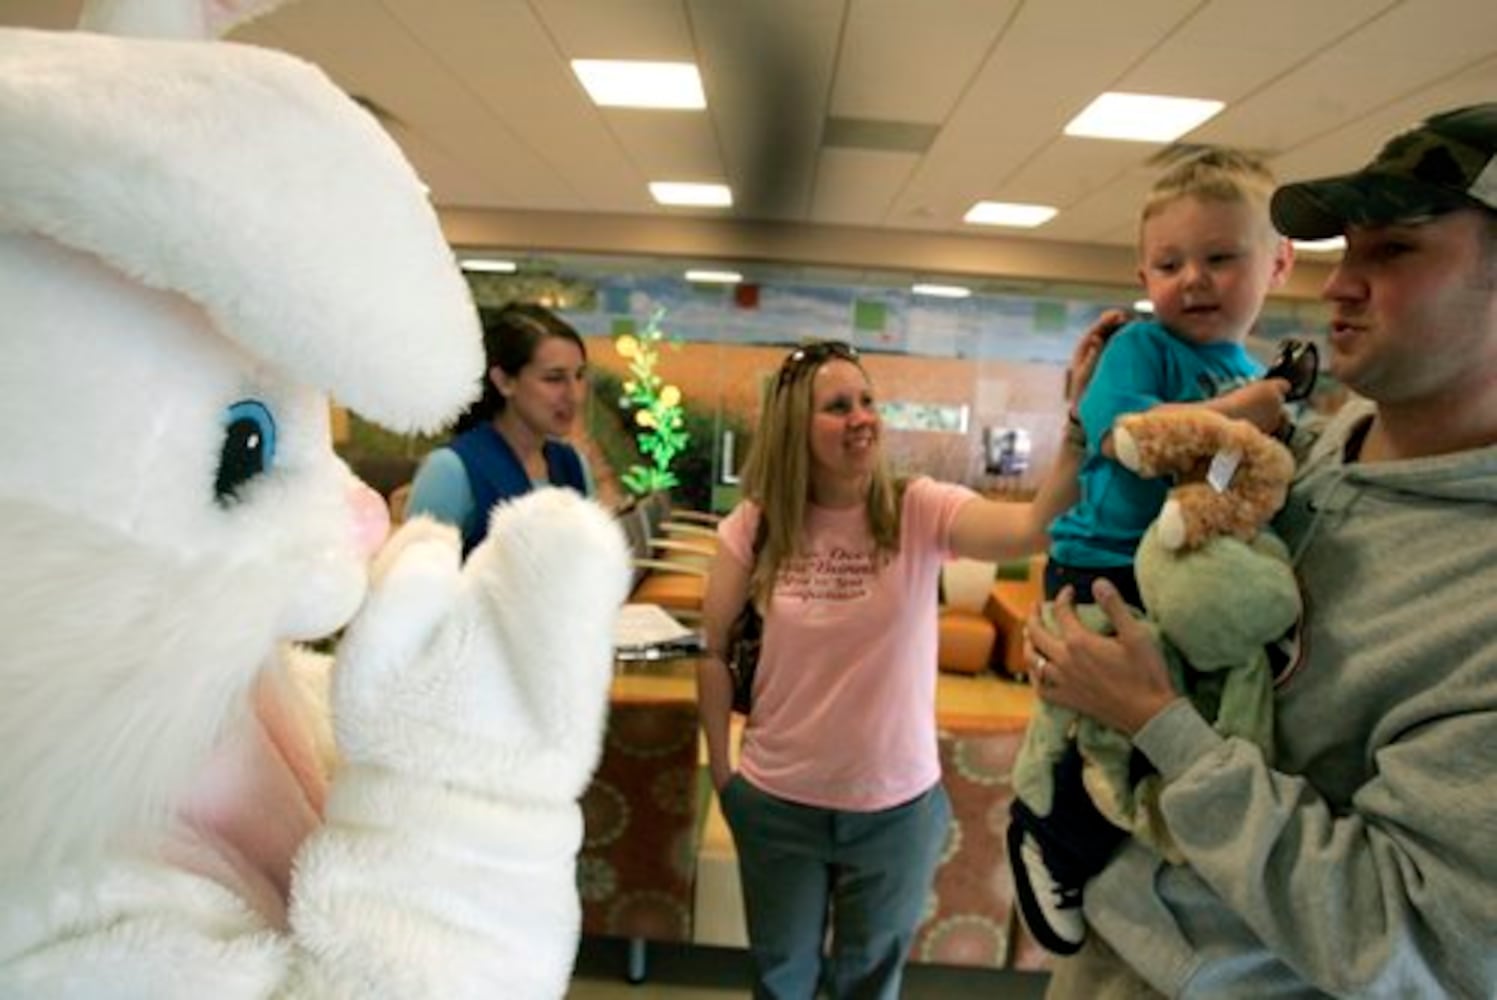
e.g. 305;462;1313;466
79;0;286;40
1;27;483;433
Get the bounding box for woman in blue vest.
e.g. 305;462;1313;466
406;303;593;555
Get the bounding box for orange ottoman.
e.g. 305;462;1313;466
938;608;998;675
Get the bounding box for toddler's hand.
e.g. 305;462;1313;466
1217;379;1290;434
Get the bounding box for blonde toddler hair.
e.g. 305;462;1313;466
1141;148;1281;242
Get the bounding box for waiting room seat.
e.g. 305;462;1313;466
938;558;1000;675
638;491;722;549
985;555;1046;679
618;495;718;624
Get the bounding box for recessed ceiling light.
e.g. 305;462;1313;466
963;201;1058;228
1292;236;1347;254
1064;92;1224;142
912;283;971;299
571;60;705;110
459;258;517;274
685;269;742;284
1133;299;1156;314
649;182;733;207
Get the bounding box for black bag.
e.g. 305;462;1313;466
724;601;762;715
724;518;768;714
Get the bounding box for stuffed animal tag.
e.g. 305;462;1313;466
1207;447;1243;493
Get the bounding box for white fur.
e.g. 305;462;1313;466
0;28;482;432
335;492;632;803
80;0;286;40
0;9;631;997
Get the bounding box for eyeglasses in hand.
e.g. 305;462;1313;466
1264;338;1319;402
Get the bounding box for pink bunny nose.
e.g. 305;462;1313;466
348;480;390;556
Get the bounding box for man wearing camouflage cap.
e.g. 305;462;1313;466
1030;103;1497;997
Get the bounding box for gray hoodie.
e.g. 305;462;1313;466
1083;398;1497;998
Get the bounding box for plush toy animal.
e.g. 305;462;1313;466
1115;406;1297;552
1015;408;1300;860
0;2;628;996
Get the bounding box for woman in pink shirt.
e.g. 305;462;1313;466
700;338;1096;998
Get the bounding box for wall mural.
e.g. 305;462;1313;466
556;274;1119;365
335;260;1338;510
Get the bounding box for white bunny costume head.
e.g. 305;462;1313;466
0;1;481;870
0;7;628;992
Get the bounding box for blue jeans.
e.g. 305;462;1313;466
720;777;951;1000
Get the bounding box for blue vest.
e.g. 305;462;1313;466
448;423;586;555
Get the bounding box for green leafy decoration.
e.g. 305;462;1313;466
615;308;690;496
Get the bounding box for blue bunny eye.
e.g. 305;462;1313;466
215;400;277;506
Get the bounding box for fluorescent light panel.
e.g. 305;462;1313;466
685;269;742;284
571;60;705;110
649;182;732;207
1064;92;1224;142
459;258;517;273
964;201;1058;228
1292;237;1347;253
912;283;971;299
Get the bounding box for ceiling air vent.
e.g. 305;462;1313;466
823;117;939;154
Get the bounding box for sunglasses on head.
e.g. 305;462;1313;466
776;341;859;389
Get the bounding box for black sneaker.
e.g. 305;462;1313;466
1008;821;1086;955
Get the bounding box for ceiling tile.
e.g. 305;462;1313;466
1271;52;1497;183
605;110;726;180
1191;0;1497;155
2;0;1493;289
886;0;1199;229
992;137;1155;214
810;148;919;225
532;0;695;58
689;0;845;221
385;0;649;213
251;0;581;209
1119;0;1399;102
829;0;1019;122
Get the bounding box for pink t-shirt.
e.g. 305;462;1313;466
718;477;976;810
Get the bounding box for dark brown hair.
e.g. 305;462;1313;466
452;303;586;433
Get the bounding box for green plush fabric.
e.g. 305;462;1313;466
1013;521;1300;861
994;558;1034;582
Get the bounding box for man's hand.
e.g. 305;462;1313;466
1026;581;1178;736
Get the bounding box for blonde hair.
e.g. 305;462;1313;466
1141;147;1280;241
738;346;902;603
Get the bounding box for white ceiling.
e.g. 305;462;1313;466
5;0;1496;293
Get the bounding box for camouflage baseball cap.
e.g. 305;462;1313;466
1271;103;1497;239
